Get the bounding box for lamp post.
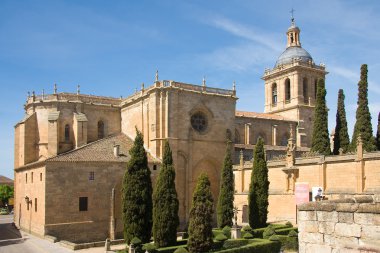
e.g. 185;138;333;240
25;196;32;233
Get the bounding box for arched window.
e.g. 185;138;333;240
314;79;318;98
285;78;291;103
272;83;277;106
303;78;308;103
64;124;70;142
98;121;104;139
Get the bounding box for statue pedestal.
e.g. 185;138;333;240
231;226;241;239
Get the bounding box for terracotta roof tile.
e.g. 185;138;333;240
48;133;159;163
235;111;296;122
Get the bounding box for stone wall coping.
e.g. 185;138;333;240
298;196;380;213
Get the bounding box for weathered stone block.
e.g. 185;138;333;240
298;242;306;253
336;203;359;213
305;243;332;253
357;203;380;214
298;210;317;221
354;213;373;225
339;212;354;224
373;214;380;225
300;232;324;244
319;221;336;235
334;236;359;247
361;225;380;240
335;223;361;237
317;211;338;222
301;220;319;233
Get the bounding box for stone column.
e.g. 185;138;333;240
244;123;251;145
109;188;116;240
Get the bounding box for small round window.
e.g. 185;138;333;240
191;112;207;133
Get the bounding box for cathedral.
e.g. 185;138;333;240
14;19;327;242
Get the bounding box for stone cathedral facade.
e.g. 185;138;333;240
14;20;327;242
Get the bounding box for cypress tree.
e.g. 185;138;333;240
248;137;269;229
311;78;331;155
152;141;179;247
376;113;380;150
351;64;376;151
333;89;350;154
122;129;153;244
187;173;214;253
217;141;234;228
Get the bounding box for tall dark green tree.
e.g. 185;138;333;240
122;129;153;244
217;141;234;228
248;137;269;229
351;64;376;151
333;89;350;154
376;113;380;150
311;78;331;155
152;141;179;247
187;173;214;253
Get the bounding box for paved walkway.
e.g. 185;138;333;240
0;215;126;253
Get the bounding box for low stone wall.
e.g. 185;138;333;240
297;196;380;253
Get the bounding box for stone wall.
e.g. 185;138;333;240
298;196;380;253
234;150;380;225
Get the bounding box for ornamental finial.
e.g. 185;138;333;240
202;76;206;87
54;83;57;94
77;84;80;95
233;80;236;91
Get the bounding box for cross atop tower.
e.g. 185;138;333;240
290;8;295;24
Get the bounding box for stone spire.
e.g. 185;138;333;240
155;70;159;82
54;83;57;94
202;76;206;87
233;81;236;91
77;85;80;95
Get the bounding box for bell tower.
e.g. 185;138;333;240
262;16;328;147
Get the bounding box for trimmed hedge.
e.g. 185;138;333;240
216;239;281;253
274;227;298;236
276;235;298;251
156;245;187;253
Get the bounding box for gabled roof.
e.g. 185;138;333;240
236;111;297;122
0;175;13;185
48;133;159;163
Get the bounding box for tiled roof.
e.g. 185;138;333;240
48;133;159;163
0;175;13;185
235;111;296;122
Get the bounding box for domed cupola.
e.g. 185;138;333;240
275;17;313;67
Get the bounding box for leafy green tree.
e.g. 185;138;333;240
376;113;380;150
311;78;331;155
0;185;13;205
217;141;234;228
333;89;350;154
248;137;269;229
187;173;213;253
153;141;179;247
122;129;153;244
351;64;376;151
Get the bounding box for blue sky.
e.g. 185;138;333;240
1;0;380;179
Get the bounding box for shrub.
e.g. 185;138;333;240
222;239;251;249
222;226;231;239
285;221;292;227
268;235;280;241
215;234;228;242
262;226;275;239
242;225;252;233
288;230;298;237
143;243;158;253
243;232;253;239
131;237;142;246
213;239;281;253
173;248;189;253
156;245;187;253
276;235;298;251
275;227;298;236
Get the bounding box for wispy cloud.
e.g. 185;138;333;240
205;16;282;52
